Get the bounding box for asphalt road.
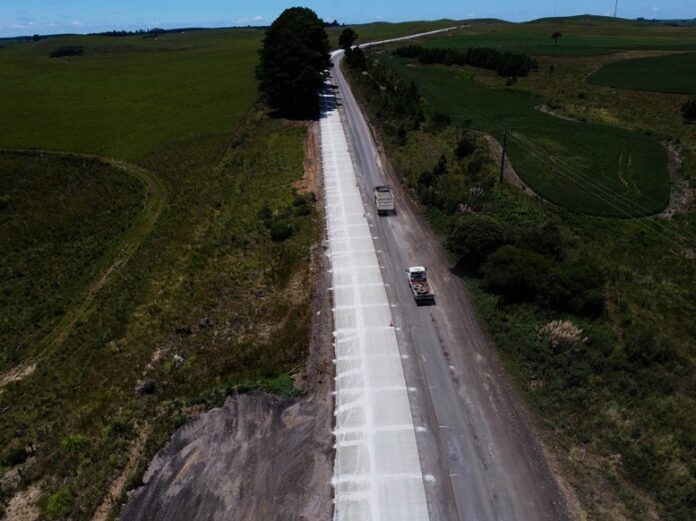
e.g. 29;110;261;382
330;46;573;521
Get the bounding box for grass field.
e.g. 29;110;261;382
0;152;144;371
425;18;696;56
326;19;461;47
384;55;670;216
589;52;696;95
0;29;262;158
0;27;322;520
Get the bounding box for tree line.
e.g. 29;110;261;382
393;44;539;77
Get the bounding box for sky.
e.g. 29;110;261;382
2;1;696;38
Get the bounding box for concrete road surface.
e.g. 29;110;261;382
328;43;573;521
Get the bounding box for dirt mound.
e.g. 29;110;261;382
120;392;333;521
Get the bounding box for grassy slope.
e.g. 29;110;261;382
425;20;696;56
589;52;696;95
385;55;670;216
0;152;144;370
326;19;461;47
0;29;261;158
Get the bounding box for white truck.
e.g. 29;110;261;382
406;266;435;304
374;185;395;215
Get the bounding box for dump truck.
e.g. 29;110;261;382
406;266;435;304
374;185;395;215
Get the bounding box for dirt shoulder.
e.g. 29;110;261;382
118;121;334;521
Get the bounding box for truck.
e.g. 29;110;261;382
373;185;395;215
406;266;435;304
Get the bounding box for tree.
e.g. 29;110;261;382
682;99;696;123
338;27;358;51
446;215;509;270
551;31;562;47
256;7;330;117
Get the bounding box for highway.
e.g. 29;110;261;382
326;39;573;521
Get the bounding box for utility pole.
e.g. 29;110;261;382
499;126;508;184
613;0;619;18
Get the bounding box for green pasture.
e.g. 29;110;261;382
385;56;670;216
0;151;144;370
0;29;262;159
589;52;696;94
424;20;696;56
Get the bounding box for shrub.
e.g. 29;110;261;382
539;320;587;351
481;246;551;303
49;46;84;58
682;99;696;123
2;446;28;467
542;262;605;317
270;222;295;242
0;194;10;210
455;136;476;159
59;434;90;454
447;215;509;269
46;486;73;516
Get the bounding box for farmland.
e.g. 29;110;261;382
0;29;262;158
346;17;696;520
589;52;696;95
425;17;696;57
384;54;670;216
0;27;319;520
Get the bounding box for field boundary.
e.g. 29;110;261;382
0;148;166;388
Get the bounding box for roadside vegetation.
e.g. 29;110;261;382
0;19;321;519
346;21;695;520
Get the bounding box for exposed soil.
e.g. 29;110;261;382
536;104;580;122
660;142;694;218
3;483;41;521
482;134;539;197
118;122;335;521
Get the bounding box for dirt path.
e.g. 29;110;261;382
482;134;539;197
660;143;693;218
0;148;166;389
118;123;335;521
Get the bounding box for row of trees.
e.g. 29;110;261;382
393;44;539;77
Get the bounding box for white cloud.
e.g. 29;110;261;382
71;20;83;27
253;15;263;21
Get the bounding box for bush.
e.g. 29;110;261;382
542;262;605;317
447;215;509;270
455;136;476;159
2;446;28;467
46;486;73;516
682;99;696;123
49;46;84;58
0;194;10;210
270;222;295;242
481;246;551;303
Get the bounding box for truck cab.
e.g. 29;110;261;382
406;266;435;304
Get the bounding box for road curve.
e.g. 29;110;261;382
329;40;573;521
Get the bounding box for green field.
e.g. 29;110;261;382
425;19;696;56
0;28;321;520
589;52;696;94
0;29;262;158
327;19;461;47
384;55;670;216
0;152;144;370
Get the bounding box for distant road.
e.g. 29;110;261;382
328;31;573;521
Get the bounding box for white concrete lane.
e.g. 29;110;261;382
320;86;429;521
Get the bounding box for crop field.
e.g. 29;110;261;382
0;29;262;158
384;55;670;216
589;52;696;94
0;152;144;371
425;18;696;56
